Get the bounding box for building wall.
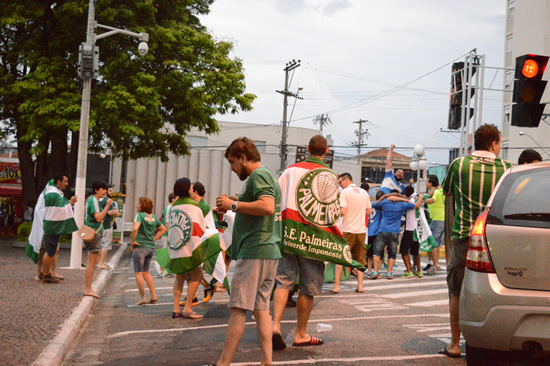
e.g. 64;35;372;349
502;0;550;163
114;121;362;227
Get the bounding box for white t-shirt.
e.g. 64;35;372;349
405;194;418;231
340;184;371;234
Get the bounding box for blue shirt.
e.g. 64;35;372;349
380;170;406;195
375;199;414;234
368;206;382;237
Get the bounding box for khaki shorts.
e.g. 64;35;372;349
229;258;279;311
344;232;367;266
446;238;469;297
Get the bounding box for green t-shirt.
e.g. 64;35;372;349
427;188;445;222
442;152;513;240
134;212;161;249
231;166;282;260
161;204;171;237
85;196;103;234
199;198;211;217
99;197;117;229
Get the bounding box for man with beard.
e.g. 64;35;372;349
214;137;282;366
381;144;406;195
97;185;120;269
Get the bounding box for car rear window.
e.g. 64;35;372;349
488;166;550;229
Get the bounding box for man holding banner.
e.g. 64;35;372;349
271;135;363;351
214;137;282;366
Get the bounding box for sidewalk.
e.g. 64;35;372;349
0;236;127;366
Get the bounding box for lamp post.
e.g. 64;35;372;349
410;144;428;194
519;131;550;158
70;0;149;268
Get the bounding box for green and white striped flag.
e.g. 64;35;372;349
26;180;79;263
279;159;364;269
202;209;230;293
156;198;223;285
414;203;438;252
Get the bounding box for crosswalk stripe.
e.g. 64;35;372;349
380;288;448;299
406;299;449;307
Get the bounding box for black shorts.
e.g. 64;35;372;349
399;230;419;256
44;234;60;257
367;235;376;258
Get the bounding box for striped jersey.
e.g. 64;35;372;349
442;151;513;240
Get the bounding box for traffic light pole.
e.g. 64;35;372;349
277;60;301;173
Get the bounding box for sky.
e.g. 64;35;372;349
199;0;507;165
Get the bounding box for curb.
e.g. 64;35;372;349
32;242;128;366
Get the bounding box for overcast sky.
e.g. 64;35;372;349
199;0;506;165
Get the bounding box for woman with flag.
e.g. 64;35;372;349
131;197;166;305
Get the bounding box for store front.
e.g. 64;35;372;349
0;161;23;235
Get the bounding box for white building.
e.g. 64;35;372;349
502;0;550;163
112;121;360;227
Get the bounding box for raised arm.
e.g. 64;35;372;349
385;144;396;171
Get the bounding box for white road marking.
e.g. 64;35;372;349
379;288;448;299
231;353;462;365
406;299;449;307
127;299;229;307
108;313;448;338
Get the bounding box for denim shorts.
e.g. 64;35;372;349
44;234;60;257
373;232;399;260
133;247;154;273
430;219;445;247
275;252;324;296
85;233;102;253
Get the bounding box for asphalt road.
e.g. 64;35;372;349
64;250;466;366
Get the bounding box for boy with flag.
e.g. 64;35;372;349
272;135;340;350
27;173;78;283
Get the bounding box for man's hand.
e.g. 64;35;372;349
106;198;113;206
216;195;233;212
70;196;78;205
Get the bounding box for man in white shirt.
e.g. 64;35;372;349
331;173;371;293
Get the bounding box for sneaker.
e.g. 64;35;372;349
386;272;393;280
203;285;215;303
423;263;434;272
402;272;414;278
382;262;388;269
371;271;379;280
415;270;424;278
179;297;200;306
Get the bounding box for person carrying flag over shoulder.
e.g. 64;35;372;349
272;135;337;350
27;173;78;283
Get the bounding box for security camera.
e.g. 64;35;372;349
138;41;148;56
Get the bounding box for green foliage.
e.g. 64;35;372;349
17;222;33;241
0;0;256;193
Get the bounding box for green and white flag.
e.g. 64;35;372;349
26;180;78;263
156;198;223;282
414;204;438;252
279;159;364;269
202;209;230;293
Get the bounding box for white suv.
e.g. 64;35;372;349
459;161;550;365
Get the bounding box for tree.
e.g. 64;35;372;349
0;0;255;204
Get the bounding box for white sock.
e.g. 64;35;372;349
428;260;434;265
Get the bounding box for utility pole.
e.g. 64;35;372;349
276;60;301;173
313;114;332;135
353;119;370;163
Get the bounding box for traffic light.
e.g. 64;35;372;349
448;62;476;130
511;54;549;128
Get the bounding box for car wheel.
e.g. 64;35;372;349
466;343;486;366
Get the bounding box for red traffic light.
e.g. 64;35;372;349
522;59;539;78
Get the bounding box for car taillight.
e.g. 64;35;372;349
466;210;496;273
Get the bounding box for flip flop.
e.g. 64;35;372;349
272;332;287;350
182;311;204;319
329;288;339;294
292;335;324;347
355;289;364;293
83;292;101;299
54;275;65;280
135;299;148;305
148;298;158;304
438;347;461;359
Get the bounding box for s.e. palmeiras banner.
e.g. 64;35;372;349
279;161;364;269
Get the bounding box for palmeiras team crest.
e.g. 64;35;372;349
296;168;340;227
167;209;193;250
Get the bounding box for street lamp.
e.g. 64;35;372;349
70;0;149;268
409;144;428;194
518;131;550;158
